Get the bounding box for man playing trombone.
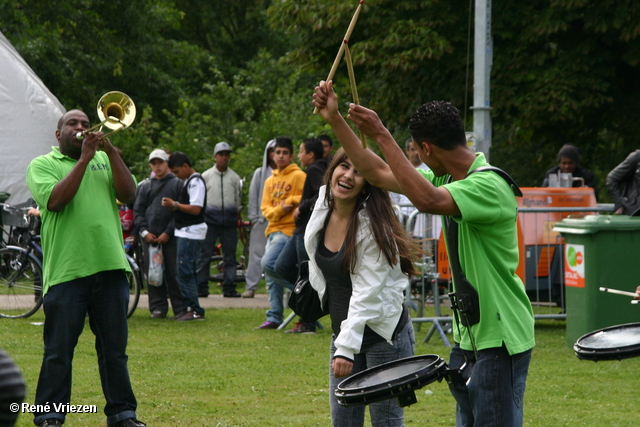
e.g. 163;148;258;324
26;109;146;427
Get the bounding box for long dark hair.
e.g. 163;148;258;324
323;149;418;276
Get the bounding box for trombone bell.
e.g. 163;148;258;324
97;91;136;130
75;91;136;139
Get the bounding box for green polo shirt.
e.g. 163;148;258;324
26;147;130;294
418;153;535;355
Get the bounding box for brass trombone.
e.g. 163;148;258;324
75;91;136;140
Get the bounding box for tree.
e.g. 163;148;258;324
267;0;640;196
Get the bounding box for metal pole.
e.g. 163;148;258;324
471;0;492;160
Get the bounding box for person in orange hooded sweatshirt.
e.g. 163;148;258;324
254;136;306;329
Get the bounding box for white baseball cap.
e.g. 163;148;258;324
149;149;169;162
214;142;232;155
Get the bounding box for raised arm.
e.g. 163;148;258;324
313;80;460;216
102;139;137;205
313;81;401;193
347;103;461;216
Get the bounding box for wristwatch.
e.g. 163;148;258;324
140;230;149;239
172;202;179;211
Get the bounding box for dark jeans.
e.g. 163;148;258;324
447;343;532;427
196;224;238;294
33;270;137;426
273;232;307;284
176;237;205;316
329;321;415;427
142;238;183;316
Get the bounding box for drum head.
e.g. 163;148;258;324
335;354;447;407
574;322;640;361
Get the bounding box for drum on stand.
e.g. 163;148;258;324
335;354;449;408
574;322;640;361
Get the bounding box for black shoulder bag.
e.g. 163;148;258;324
288;260;329;322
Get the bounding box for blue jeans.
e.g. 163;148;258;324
447;343;532;427
197;224;238;294
33;270;137;426
176;237;205;316
274;232;308;284
260;232;291;324
274;232;315;327
329;321;415;427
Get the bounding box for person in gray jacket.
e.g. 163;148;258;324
198;142;243;297
606;149;640;216
133;149;184;318
241;139;276;298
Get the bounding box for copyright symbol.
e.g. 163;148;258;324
9;403;19;412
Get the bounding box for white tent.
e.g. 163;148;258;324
0;31;65;204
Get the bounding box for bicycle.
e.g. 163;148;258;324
0;203;44;318
0;202;141;318
124;248;142;319
1;199;37;249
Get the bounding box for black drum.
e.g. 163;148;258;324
574;322;640;361
335;354;448;408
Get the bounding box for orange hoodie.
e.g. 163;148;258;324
261;163;306;237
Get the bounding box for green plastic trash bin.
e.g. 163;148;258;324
554;215;640;348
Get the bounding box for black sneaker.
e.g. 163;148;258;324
108;418;147;427
150;310;165;318
40;420;62;427
223;290;241;298
285;322;316;334
177;310;204;321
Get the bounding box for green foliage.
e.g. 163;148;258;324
118;51;328;202
482;0;640;188
267;0;640;190
0;0;210;116
2;0;640;196
267;0;470;133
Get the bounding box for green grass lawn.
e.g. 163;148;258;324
3;306;640;426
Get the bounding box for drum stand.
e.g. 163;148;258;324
411;267;452;348
405;211;452;347
279;289;324;331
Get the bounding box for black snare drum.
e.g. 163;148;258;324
574;322;640;361
335;354;448;407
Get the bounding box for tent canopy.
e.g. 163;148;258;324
0;31;65;205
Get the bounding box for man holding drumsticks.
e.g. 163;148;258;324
313;81;535;427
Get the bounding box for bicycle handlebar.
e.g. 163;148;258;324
0;203;31;215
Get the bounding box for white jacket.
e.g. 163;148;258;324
304;185;409;361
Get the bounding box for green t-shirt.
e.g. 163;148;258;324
26;147;130;294
418;153;535;355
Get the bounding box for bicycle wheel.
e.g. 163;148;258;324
125;254;141;318
0;247;43;318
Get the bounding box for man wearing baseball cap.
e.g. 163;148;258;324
133;148;184;318
198;142;243;297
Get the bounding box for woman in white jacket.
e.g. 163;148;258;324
305;148;417;427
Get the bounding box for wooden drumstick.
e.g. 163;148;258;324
344;43;367;148
599;287;639;298
313;0;365;115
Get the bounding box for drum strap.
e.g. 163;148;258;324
445;166;522;358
